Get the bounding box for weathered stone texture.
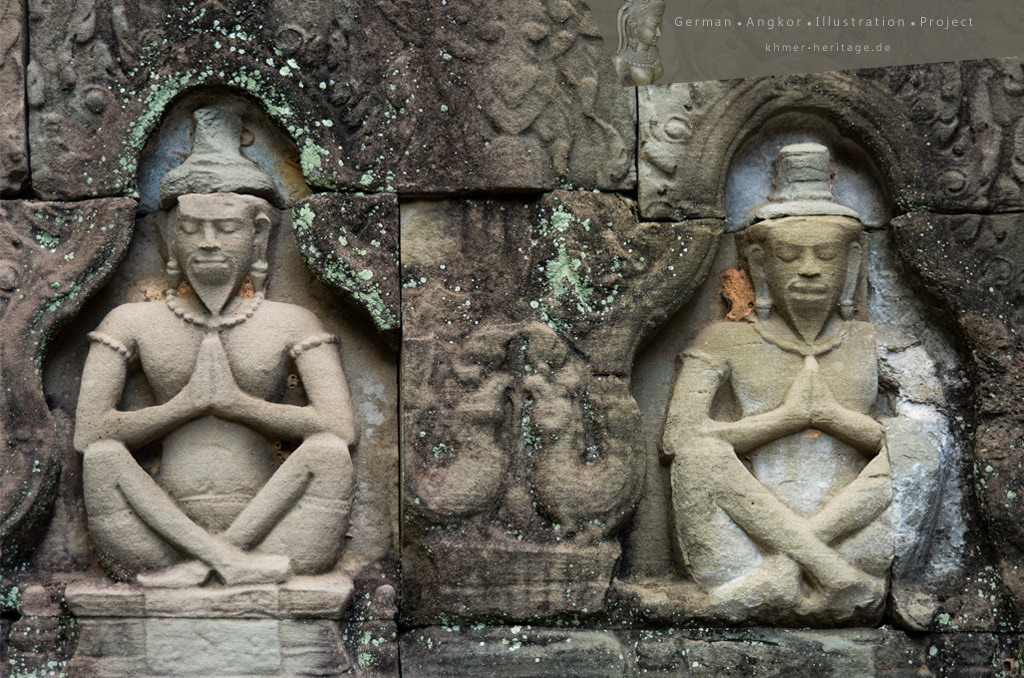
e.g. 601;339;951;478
26;0;633;201
0;0;27;195
894;212;1024;629
401;625;1024;677
65;580;356;677
0;199;135;569
639;59;1024;221
292;193;400;346
400;191;720;624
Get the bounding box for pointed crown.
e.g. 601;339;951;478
159;107;283;209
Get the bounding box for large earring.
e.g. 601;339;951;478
166;257;181;291
838;241;862;320
747;245;771;322
250;260;268;296
251;209;272;295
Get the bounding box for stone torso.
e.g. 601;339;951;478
693;320;878;515
97;297;327;530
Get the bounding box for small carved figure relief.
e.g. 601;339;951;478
613;0;666;86
74;108;356;587
663;144;893;621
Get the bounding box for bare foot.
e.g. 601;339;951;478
822;571;885;614
709;555;802;615
215;552;291;586
137;560;212;588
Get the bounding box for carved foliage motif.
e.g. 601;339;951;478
0;199;135;568
28;0;634;202
639;59;1024;221
860;59;1024;211
0;0;28;194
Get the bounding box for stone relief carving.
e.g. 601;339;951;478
612;0;665;86
0;200;135;568
638;60;1024;223
0;0;28;194
663;144;902;623
28;0;634;203
400;194;721;624
73;107;356;588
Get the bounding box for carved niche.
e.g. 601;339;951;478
42;96;400;678
618;134;961;629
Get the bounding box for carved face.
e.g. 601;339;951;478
756;219;858;330
637;12;662;46
169;193;258;290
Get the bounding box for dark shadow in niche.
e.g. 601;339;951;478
617;112;970;630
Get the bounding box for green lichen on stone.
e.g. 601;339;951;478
293;203;315;235
1;584;20;612
117;56;343;197
32;230;60;252
521;397;541;450
300;138;327;174
545;243;593;315
291;203;397;332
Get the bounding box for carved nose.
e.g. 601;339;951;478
200;224;220;249
798;251;821;276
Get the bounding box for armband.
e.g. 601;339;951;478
289;333;339;360
87;331;135;361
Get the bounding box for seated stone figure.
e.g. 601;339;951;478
74;108;356;588
663;144;892;621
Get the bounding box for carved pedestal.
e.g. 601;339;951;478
408;538;620;623
66;577;354;677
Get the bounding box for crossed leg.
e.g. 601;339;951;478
83;434;352;587
672;436;889;607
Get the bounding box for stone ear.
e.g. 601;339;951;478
253;210;272;257
747;244;771;321
250;208;273;293
839;240;862;320
155;210;181;289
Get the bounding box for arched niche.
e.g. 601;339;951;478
639;72;936;222
38;88;398;584
623;110;969;629
135;88;314;215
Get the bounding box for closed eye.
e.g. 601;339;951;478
814;245;839;260
773;244;799;262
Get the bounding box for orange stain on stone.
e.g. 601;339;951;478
719;268;755;321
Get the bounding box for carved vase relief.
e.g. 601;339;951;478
612;0;666;86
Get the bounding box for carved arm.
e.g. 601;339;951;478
73;340;204;452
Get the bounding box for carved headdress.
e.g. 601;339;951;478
751;143;860;224
744;143;864;322
615;0;666;52
158;107;283;297
159;107;284;209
